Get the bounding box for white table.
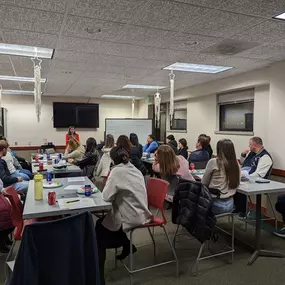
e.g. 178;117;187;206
31;153;62;163
141;157;155;164
23;177;111;219
32;163;81;176
237;178;285;265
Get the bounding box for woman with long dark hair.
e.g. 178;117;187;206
65;126;80;147
95;146;152;284
73;137;100;181
116;135;132;156
177;138;188;160
129;133;147;175
202;139;240;215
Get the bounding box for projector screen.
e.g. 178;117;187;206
105;119;153;144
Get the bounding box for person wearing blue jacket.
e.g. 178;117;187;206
143;134;159;153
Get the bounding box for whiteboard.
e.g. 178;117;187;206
105;119;153;144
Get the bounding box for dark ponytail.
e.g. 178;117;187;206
110;147;130;165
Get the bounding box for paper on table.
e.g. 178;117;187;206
64;185;84;191
67;177;85;182
58;198;95;210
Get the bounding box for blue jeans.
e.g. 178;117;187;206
13;181;29;193
19;169;33;180
11;170;30;181
212;197;234;215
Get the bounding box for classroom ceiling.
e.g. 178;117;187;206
1;0;285;99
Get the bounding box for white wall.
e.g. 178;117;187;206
3;95;137;146
137;66;271;157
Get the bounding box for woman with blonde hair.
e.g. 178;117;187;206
64;138;85;163
153;145;194;181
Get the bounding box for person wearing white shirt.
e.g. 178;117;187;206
95;146;152;285
234;136;273;216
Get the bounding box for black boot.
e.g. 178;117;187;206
116;244;137;260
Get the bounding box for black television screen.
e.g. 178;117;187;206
53;102;99;128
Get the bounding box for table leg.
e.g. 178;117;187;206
248;194;285;265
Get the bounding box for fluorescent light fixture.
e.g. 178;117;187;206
163;62;233;73
0;43;54;59
273;12;285;20
101;95;141;100
0;75;46;83
123;84;166;89
1;90;34;95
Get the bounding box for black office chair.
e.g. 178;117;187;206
192;160;209;170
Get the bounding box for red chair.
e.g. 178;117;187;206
121;178;179;285
4;186;24;241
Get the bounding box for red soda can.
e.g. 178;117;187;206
48;191;56;205
39;162;44;171
189;163;195;171
35;154;39;163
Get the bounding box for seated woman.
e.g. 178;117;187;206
153;145;194;181
202;139;240;215
95;147;152;285
95;134;115;191
273;195;285;238
64;138;85;163
188;135;210;164
73;138;100;181
129;133;147;176
177;138;189;160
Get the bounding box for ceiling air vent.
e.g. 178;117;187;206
201;39;260;56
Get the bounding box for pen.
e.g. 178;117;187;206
66;199;80;204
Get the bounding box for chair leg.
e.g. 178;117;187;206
162;225;179;277
172;225;180;248
267;194;278;230
152;209;160;236
147;228;156;257
129;230;134;285
193;242;205;276
114;248;118;268
230;215;235;264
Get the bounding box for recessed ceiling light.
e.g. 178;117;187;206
163;62;233;73
273;12;285;20
62;71;73;74
123;84;167;89
0;43;54;59
101;95;141;99
1;89;34;95
0;75;46;83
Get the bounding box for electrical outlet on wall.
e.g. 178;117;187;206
28;142;31;146
14;142;18;146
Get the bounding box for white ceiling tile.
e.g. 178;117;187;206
57;37;101;53
183;9;264;37
160;32;223;52
129;59;173;70
172;0;222;8
217;0;285;18
231;20;285;44
1;29;58;49
70;0;144;23
0;6;64;34
47;70;82;84
63;83;95;96
0;0;67;13
97;42;155;59
237;44;285;60
130;0;205;31
54;50;137;67
63;15;125;41
45;83;72;95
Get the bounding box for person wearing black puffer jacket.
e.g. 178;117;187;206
172;178;216;243
129;133;147;176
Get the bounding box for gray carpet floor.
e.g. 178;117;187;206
1;214;285;285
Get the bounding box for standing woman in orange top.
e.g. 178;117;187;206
65;126;80;146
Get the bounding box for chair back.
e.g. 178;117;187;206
4;186;24;240
193;160;209;170
146;178;169;224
